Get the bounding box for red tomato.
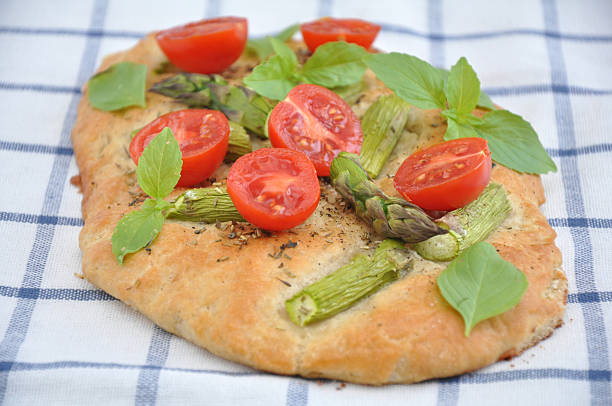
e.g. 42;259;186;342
226;148;320;231
130;109;229;187
301;17;381;52
268;84;363;176
155;17;247;74
394;138;492;211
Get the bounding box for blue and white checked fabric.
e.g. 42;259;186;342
0;0;610;404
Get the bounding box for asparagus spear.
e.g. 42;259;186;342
166;186;244;223
330;152;447;243
226;121;252;161
150;73;276;138
286;239;410;326
414;183;511;262
360;95;412;178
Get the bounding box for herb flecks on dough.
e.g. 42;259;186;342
414;183;511;262
286;239;410;326
151;73;275;138
437;241;528;336
88;61;147;111
365;54;557;174
330;152;446;243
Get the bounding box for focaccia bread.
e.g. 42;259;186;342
71;34;567;384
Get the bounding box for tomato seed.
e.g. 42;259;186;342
453;145;469;154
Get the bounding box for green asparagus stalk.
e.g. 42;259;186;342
166;186;244;223
331;80;367;105
226;121;252;161
286;239;410;326
414;183;511;262
360;95;412;178
151;73;276;138
330;152;447;243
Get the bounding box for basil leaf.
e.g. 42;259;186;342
136;127;183;199
331;80;366;105
111;199;165;264
301;42;368;88
472;110;557;174
270;37;298;66
437;242;528;336
444;109;556;174
366;53;446;110
477;91;496;110
445;115;478;140
243;39;299;100
439;67;495;110
275;23;300;41
245;23;299;60
369;52;554;173
154;198;172;212
444;57;480;116
88;62;147;111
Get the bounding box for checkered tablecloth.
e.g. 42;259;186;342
1;0;611;404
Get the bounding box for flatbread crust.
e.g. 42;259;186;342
71;34;567;384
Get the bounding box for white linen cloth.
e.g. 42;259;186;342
0;0;611;404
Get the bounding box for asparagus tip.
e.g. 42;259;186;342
413;232;460;262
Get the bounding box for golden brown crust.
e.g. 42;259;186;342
72;34;566;384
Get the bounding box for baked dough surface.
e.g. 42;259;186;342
71;34;566;384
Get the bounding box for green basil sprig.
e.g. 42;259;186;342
88;61;147;111
365;54;557;174
111;128;182;264
436;67;496;111
245;24;300;61
437;241;528;336
244;40;368;100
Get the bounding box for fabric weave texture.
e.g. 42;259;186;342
0;0;611;404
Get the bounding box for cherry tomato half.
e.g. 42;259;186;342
130;109;229;187
268;84;363;176
394;138;492;211
300;17;381;52
155;17;247;74
226;148;320;231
